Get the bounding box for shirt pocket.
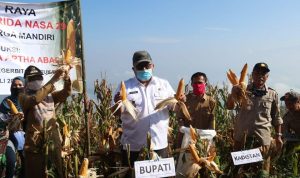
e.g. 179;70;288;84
259;98;272;118
127;93;142;111
153;90;171;105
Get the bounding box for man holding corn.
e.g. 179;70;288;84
19;65;71;178
113;50;178;168
226;62;283;177
176;72;216;177
178;72;216;130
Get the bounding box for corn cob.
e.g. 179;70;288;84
190;125;197;142
66;19;76;57
155;78;191;120
64;49;72;65
189;144;200;163
226;71;236;85
229;69;239;85
79;158;89;176
239;63;248;84
6;99;18;114
175;78;184;100
63;124;70;137
120;81;126;101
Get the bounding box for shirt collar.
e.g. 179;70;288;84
133;76;157;86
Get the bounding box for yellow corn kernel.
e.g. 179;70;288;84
175;78;184;100
79;158;89;176
121;81;127;101
239;63;248;84
6;99;18;114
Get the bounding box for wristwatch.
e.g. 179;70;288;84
275;132;282;136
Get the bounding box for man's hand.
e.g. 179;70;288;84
176;93;186;102
114;92;121;103
231;85;243;101
10;112;24;121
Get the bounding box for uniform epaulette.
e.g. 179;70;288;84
268;87;275;91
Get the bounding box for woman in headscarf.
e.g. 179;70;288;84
0;76;25;178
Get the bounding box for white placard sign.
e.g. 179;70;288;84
134;157;176;178
231;148;263;165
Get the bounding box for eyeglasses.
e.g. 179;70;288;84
135;63;153;70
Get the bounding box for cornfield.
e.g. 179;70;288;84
54;77;295;177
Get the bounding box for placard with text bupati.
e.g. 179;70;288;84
134;158;176;178
0;0;83;94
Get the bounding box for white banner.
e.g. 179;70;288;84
134;158;176;178
0;0;83;94
231;148;263;165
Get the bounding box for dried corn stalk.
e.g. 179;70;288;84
155;78;191;120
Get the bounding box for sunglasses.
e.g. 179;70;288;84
135;63;153;70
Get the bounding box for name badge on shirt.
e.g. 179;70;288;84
129;91;138;94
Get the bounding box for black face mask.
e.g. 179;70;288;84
11;88;24;96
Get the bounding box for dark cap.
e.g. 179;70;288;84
253;62;270;73
24;65;43;79
132;50;152;67
280;91;300;102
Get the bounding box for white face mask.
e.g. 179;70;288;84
26;80;43;91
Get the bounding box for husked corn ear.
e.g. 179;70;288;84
239;63;248;84
227;72;236;85
175;78;184;100
6;99;18;114
63;124;70;137
79;158;89;176
190;125;197;141
189;144;200;163
66;19;76;57
229;69;239;85
64;49;72;65
121;81;127;101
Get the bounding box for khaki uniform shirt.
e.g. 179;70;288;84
283;111;300;137
234;84;282;146
180;93;216;130
19;80;71;153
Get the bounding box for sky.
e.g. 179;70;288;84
1;0;300;99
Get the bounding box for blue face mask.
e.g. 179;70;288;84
136;69;152;81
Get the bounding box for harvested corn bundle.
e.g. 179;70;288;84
189;143;223;174
227;63;249;107
155;78;191;120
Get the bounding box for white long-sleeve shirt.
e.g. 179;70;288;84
115;76;175;151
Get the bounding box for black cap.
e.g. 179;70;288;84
253;62;270;73
132;51;152;67
280;91;300;102
24;65;43;79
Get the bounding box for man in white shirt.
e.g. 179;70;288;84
114;50;178;167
